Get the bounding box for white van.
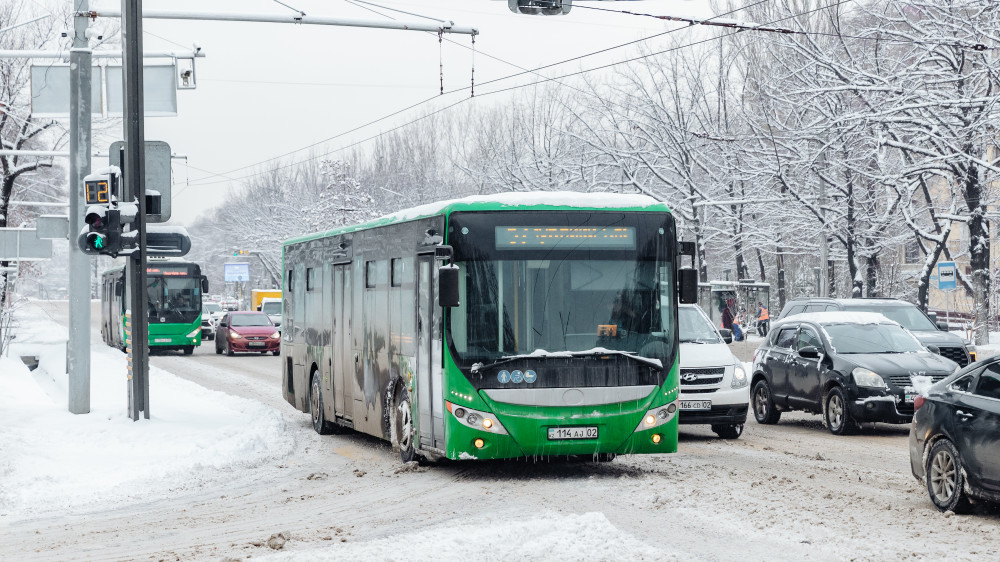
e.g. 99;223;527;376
678;304;749;439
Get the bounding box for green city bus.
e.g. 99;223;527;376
281;192;695;462
101;260;208;354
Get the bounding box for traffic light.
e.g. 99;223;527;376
77;169;125;257
79;204;122;255
508;0;571;15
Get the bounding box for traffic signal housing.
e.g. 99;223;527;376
508;0;571;15
79;204;122;256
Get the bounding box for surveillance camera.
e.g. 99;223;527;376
60;31;68;38
97;34;103;41
192;42;202;53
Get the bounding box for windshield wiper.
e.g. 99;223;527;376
471;348;663;372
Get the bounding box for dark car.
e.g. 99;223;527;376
750;311;958;435
775;297;974;367
215;311;280;356
909;358;1000;512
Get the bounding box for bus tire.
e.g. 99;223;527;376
310;372;334;435
393;386;415;463
183;346;194;355
596;453;616;462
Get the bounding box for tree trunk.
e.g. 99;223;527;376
865;253;880;297
965;162;990;345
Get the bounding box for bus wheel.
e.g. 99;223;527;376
310;372;334;435
596;453;616;462
183;346;194;355
394;387;415;463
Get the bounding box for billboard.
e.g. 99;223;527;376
224;263;250;283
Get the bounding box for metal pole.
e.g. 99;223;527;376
122;0;149;420
818;149;828;298
90;8;478;35
68;0;91;415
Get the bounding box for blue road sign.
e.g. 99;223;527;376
937;262;956;290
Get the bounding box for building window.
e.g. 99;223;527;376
366;261;376;288
287;270;293;292
306;268;315;291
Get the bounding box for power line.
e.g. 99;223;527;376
184;0;770;185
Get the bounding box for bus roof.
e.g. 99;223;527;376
284;191;671;246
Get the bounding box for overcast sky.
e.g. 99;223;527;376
87;0;715;224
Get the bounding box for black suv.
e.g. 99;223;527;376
775;297;974;367
750;312;958;434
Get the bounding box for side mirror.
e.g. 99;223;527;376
926;344;940;355
438;265;460;308
678;268;698;304
718;328;733;344
201;276;209;293
936;321;949;331
799;346;820;359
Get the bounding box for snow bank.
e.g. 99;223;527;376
0;312;294;520
261;512;667;561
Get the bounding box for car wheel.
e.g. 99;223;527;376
752;379;781;424
309;372;334;435
260;351;268;355
226;343;234;357
712;423;743;439
824;386;856;435
393;386;416;463
215;342;221;355
272;350;280;356
927;439;970;513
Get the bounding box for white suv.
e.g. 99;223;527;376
677;304;750;439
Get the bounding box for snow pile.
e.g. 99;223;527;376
0;323;294;520
261;512;668;561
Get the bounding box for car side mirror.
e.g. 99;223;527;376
718;328;733;344
798;346;820;359
219;321;228;328
926;344;940;355
677;268;697;304
936;321;949;331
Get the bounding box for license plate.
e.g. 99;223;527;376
680;400;712;411
248;342;265;348
904;394;915;403
547;426;598;440
154;338;171;343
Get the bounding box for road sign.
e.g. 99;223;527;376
109;140;172;223
225;262;250;283
0;228;52;260
938;262;956;290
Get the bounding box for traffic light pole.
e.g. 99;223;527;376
68;0;92;415
122;0;149;420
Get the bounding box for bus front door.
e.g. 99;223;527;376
334;264;352;419
417;255;443;449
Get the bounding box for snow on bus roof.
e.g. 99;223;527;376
776;311;897;326
284;191;669;246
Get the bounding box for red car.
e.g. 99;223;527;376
215;311;280;356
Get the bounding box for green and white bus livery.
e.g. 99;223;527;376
100;260;209;355
281;192;696;462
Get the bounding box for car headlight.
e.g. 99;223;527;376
229;331;244;340
270;331;280;339
731;364;748;389
852;367;886;388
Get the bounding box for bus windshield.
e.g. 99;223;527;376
147;275;201;324
447;211;675;366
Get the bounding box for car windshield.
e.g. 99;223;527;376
230;313;272;327
678;306;722;344
822;323;925;354
261;302;281;315
844;304;936;331
203;302;222;314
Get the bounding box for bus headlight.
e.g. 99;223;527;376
634;400;678;432
446;401;508;435
186;328;201;339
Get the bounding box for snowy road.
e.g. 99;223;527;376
4;302;998;560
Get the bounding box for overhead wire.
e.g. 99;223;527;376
184;0;771;186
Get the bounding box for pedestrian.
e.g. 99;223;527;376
757;301;769;337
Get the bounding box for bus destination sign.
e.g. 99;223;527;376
495;227;636;250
